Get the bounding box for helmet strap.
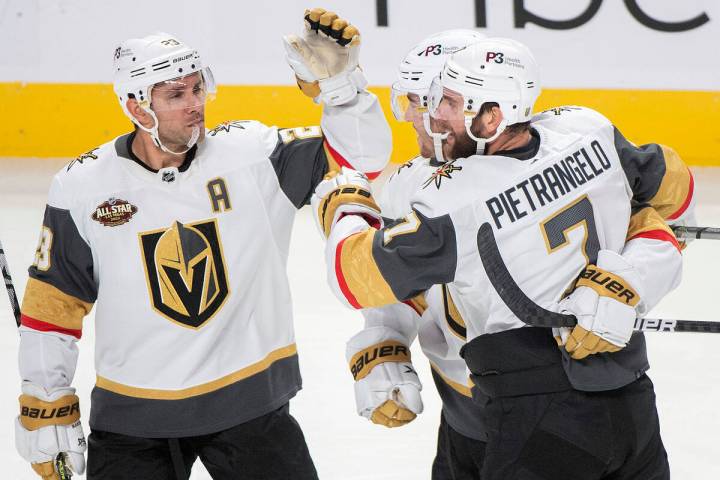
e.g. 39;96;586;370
423;112;449;163
134;107;198;157
465;117;507;155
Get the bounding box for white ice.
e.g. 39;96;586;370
1;159;718;479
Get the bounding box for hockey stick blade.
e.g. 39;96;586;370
672;225;720;241
477;222;577;328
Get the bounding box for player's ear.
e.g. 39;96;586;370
126;98;154;129
489;105;504;130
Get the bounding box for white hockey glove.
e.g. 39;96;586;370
555;250;642;360
16;382;86;479
347;327;423;428
283;7;367;106
311;167;382;239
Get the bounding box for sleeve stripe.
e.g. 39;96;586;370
324;140;382;180
402;293;428;316
335;230;399;309
402;300;422;316
667;168;694;220
335;236;363;309
21;314;82;339
21;277;92;331
629;230;681;252
648;146;692;219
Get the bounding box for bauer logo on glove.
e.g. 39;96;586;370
311;167;382;238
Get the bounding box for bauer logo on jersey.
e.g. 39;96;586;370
91;198;138;227
139;219;230;329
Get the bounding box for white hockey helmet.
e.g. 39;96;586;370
428;37;541;153
112;32;216;154
391;29;485;121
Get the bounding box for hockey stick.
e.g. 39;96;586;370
477;223;720;333
672;225;720;241
0;239;73;479
0;239;21;327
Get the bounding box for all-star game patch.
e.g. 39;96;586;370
208;120;248;136
422;160;462;189
91;198;138;227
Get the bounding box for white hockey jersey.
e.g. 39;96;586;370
327;106;693;392
19;92;391;437
358;156;486;440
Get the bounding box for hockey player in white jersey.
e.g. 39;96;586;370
314;38;694;479
344;29;491;479
14;8;390;480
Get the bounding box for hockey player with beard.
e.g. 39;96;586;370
14;8;390;480
314;38;694;479
343;29;492;479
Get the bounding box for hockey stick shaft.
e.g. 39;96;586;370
672;225;720;241
0;239;73;478
0;239;21;326
635;318;720;333
477;223;720;333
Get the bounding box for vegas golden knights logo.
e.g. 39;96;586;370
139;219;229;329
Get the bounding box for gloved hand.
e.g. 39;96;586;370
283;7;367;106
311;167;382;238
347;327;423;428
556;250;642;360
16;382;86;479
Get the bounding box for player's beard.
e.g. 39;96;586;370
158;114;206;153
430;116;476;161
441;116;497;160
448;130;477;160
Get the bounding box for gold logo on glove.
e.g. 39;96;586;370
349;341;411;380
576;266;640;306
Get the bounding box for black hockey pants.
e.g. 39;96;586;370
86;403;318;480
463;329;670;480
432;412;487;480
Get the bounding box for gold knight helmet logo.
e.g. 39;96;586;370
139;219;230;329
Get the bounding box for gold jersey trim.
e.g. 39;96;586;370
338;230;398;308
21;277;93;330
96;343;298;400
650;145;692;219
430;363;472;398
627;206;675;240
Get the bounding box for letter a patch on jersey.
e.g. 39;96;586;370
139;218;230;329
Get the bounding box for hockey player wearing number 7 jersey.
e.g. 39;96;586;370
14;9;390;480
343;30;491;480
314;38;694;480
